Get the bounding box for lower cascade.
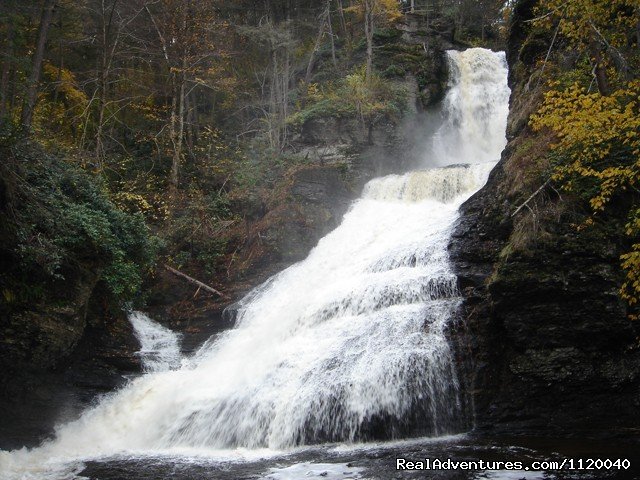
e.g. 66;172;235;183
0;48;509;475
129;311;183;373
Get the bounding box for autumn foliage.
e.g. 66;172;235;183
530;0;640;308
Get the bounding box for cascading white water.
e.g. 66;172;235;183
431;49;510;166
129;311;182;373
0;48;509;477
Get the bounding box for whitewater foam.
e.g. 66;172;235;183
0;48;509;478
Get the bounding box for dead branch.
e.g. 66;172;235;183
588;20;631;80
511;178;552;218
164;265;228;299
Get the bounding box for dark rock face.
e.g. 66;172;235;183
0;275;96;371
0;296;141;449
450;163;640;435
233;164;354;281
448;0;640;437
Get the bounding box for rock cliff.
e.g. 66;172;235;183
449;0;640;436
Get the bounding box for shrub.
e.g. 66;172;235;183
0;141;158;306
531;81;640;307
288;67;407;128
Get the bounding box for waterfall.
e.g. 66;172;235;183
432;49;510;166
0;48;509;475
129;312;182;373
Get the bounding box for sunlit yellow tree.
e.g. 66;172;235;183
530;0;640;308
534;0;638;95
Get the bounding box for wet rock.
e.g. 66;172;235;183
0;297;141;450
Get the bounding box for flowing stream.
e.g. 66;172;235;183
0;48;510;479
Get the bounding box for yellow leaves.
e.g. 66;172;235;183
621;244;640;306
532;79;640;306
305;82;322;102
533;0;638;77
344;67;398;119
42;63;88;111
531;81;640;168
344;0;402;23
130;101;167;124
374;0;403;22
112;191;169;222
537;0;633;37
589;196;605;211
2;289;15;304
622;207;640;306
625;211;640;236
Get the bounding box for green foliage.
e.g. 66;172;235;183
288;97;356;125
382;64;406;78
526;0;640;311
288;68;407;128
165;189;237;277
373;27;402;41
534;0;638;52
1;141;158;304
0;0;429;314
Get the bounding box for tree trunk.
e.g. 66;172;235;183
95;0;120;168
336;0;348;39
185;92;195;157
281;44;290;150
169;86;178;182
327;0;337;68
364;0;374;82
336;0;352;59
171;69;186;188
52;18;63;105
170;7;188;189
0;21;15;122
269;48;279;151
305;7;327;83
164;265;227;298
20;0;57;135
589;39;610;96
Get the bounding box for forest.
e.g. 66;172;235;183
0;0;509;313
1;0;640;476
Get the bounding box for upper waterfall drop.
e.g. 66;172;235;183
0;48;510;477
431;48;510;167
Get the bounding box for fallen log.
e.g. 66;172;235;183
164;265;228;299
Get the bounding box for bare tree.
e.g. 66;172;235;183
93;0;146;165
305;3;330;82
20;0;57;135
145;0;222;188
364;0;374;81
241;17;297;153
